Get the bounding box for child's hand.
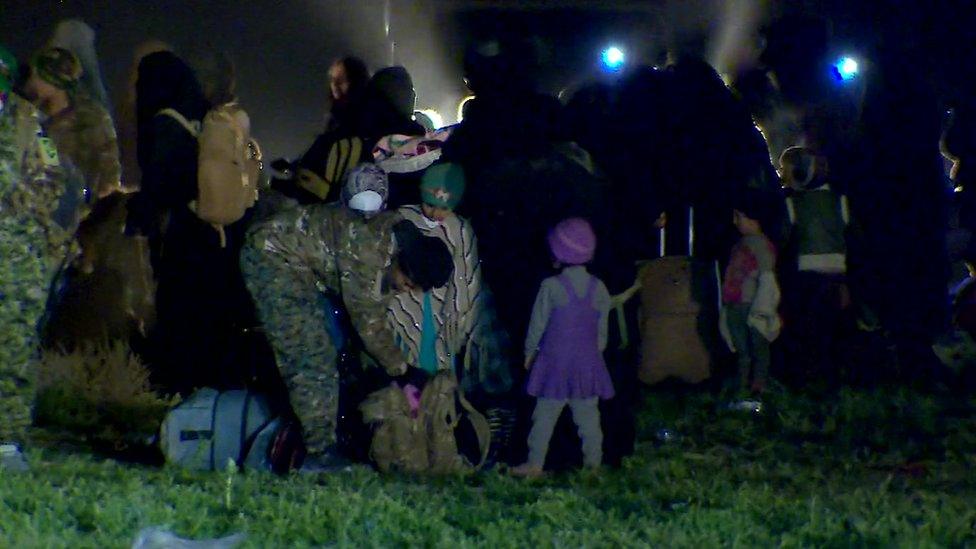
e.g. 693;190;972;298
523;352;536;370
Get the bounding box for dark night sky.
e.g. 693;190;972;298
3;0;976;160
2;0;465;160
0;1;665;160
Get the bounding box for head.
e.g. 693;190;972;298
341;163;389;216
124;40;172;113
0;45;17;113
24;47;81;115
190;48;236;106
136;51;208;167
420;163;465;222
779;146;827;191
366;66;416;120
548;217;597;267
329;56;369;105
48;19;110;109
391;220;454;292
731;189;774;237
136;51;208;125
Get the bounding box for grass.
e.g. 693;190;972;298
2;386;976;548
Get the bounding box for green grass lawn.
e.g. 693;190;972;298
3;387;975;548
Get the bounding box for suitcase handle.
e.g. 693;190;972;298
659;206;695;257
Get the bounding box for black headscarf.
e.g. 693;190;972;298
136;51;209;168
355;66;423;143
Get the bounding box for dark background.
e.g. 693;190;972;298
3;0;976;160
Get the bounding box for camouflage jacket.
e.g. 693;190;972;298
0;93;71;268
1;93;70;441
247;204;408;376
43;95;121;200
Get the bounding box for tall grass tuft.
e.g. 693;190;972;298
35;341;177;448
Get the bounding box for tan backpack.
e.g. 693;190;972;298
360;371;491;475
158;104;262;247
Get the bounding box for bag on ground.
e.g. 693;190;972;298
360;371;490;474
160;388;300;472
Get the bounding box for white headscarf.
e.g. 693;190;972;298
48;19;111;113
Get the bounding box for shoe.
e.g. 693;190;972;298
299;450;353;474
509;463;545;478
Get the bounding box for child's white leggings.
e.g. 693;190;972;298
527;397;603;468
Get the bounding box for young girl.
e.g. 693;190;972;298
720;194;782;395
511;218;614;477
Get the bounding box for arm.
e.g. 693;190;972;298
746;236;782;341
595;280;611;352
26;126;71;261
457;219;482;340
92;110;122;198
524;280;554;363
141;117;198;209
343;274;408;376
333;211;408;376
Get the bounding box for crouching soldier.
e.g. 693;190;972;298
0;45;71;447
241;192;452;469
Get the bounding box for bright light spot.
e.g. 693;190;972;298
415;109;444;131
835;56;859;81
456;95;475;123
601;46;625;71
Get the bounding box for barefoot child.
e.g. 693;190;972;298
511;218;614;477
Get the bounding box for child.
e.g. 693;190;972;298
720;193;782;395
780;146;853;383
511;218;614;477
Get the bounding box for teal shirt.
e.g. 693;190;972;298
419;292;439;374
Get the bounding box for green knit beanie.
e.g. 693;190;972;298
420;163;466;210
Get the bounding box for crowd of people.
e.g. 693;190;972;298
1;17;972;475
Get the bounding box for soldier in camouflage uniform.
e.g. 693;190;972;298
0;46;71;444
242;193;453;459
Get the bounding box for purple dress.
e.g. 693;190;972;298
526;274;615;400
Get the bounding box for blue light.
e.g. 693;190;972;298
834;56;859;81
601;46;625;72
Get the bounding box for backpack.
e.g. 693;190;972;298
360;371;490;474
160;388;304;473
158;104;262;247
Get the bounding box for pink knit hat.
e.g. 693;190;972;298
548;217;596;265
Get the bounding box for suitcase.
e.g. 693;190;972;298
638;207;720;385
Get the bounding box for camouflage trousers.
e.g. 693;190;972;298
0;219;54;443
240;244;340;457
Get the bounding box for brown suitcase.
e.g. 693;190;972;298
637;208;719;385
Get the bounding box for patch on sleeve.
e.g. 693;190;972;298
38;137;60;167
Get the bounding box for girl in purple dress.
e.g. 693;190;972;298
511;218;615;477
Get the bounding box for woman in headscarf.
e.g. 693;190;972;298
24;47;120;206
47;19;111;112
127;51;250;394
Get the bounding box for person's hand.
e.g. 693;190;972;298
524;352;536;370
